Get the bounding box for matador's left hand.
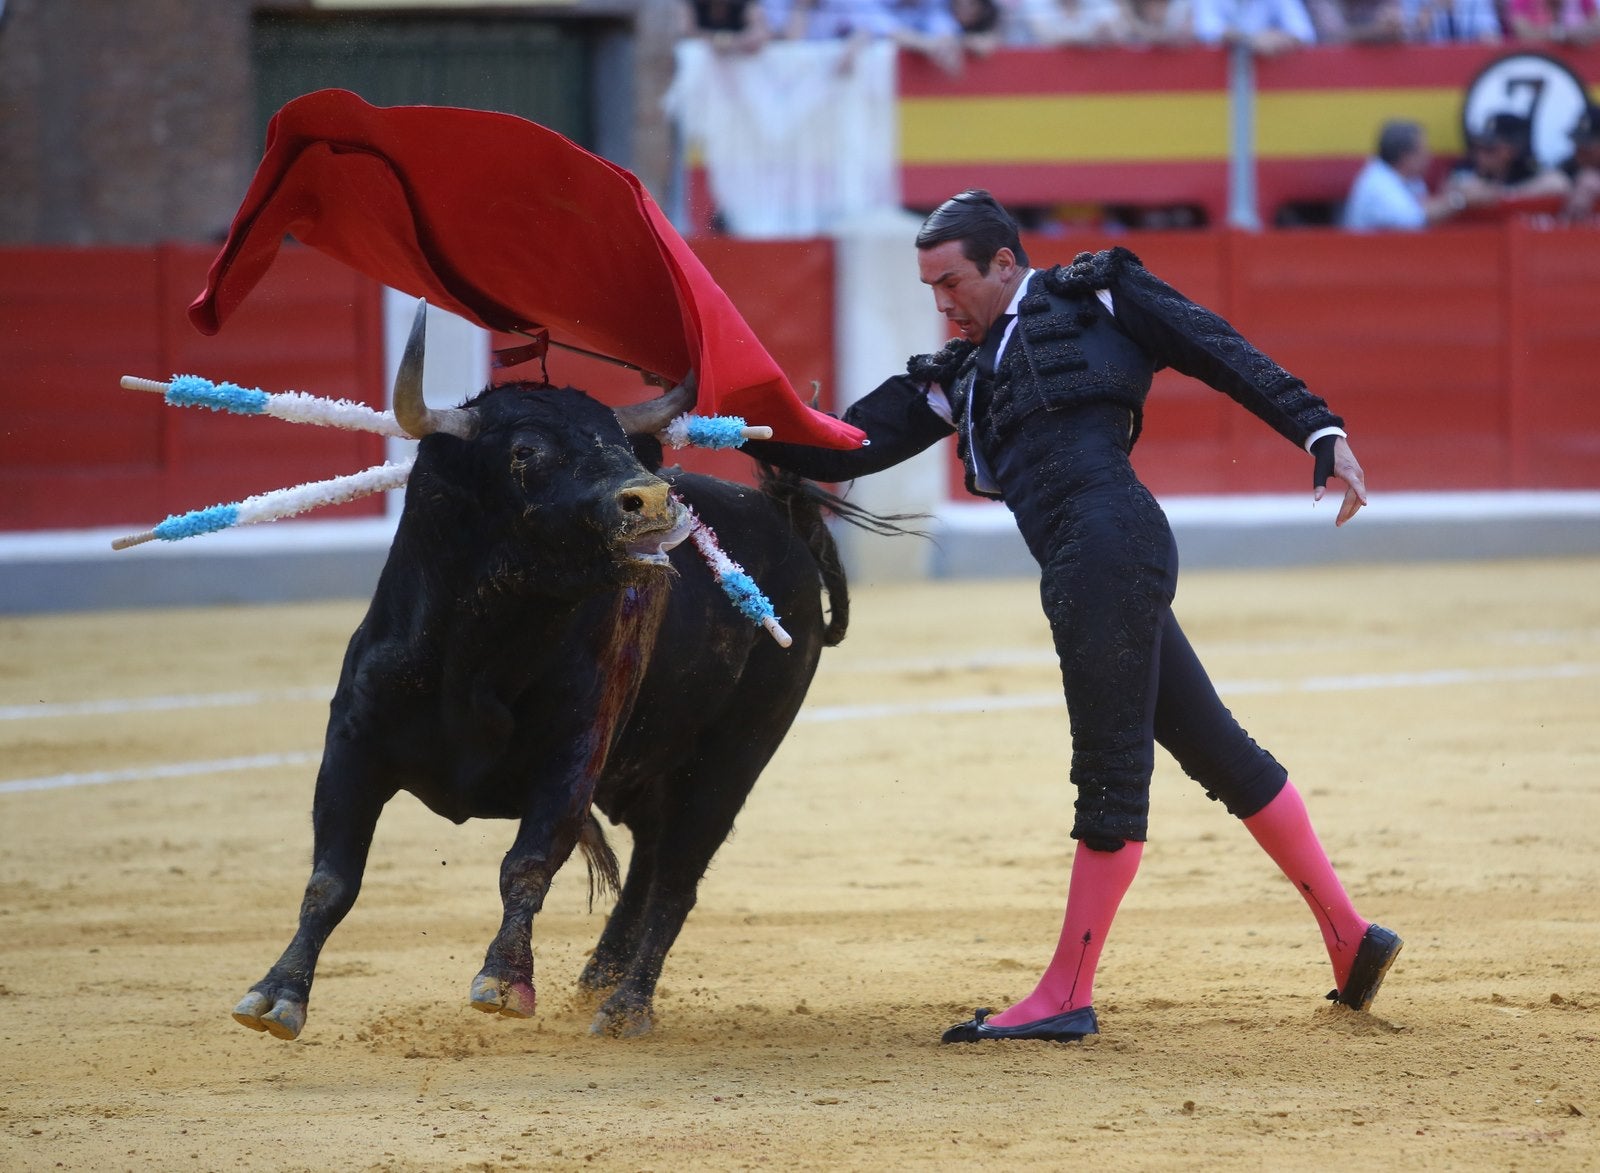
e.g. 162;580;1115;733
1312;435;1368;527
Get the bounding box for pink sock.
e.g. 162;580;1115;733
1243;781;1369;988
987;839;1144;1026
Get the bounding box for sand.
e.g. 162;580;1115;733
2;556;1597;1171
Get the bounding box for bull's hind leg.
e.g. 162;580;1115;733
233;764;391;1040
589;753;765;1038
578;835;658;998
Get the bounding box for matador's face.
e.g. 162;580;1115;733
917;240;1022;344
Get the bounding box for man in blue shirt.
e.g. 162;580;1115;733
1344;120;1466;230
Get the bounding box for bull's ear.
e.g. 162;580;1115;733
613;371;696;437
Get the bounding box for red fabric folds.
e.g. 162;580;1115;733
190;89;863;450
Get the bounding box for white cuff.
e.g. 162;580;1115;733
1303;425;1346;453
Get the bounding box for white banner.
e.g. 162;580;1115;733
665;38;902;238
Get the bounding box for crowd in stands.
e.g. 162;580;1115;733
682;0;1600;62
1344;104;1600;228
678;0;1600;232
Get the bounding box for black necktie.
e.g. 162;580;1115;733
971;312;1015;426
976;313;1014;378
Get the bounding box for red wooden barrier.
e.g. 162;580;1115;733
944;225;1600;499
0;245;386;533
2;226;1596;534
1505;222;1600;486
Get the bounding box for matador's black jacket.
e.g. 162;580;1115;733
745;246;1343;846
744;245;1342;493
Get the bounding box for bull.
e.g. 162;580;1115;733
230;309;849;1039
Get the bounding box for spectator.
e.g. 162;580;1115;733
1505;0;1600;42
1561;101;1600;219
1311;0;1408;40
1399;0;1502;40
1191;0;1317;51
1343;120;1468;229
761;0;800;35
1125;0;1199;42
1443;111;1573;210
951;0;1007;51
681;0;774;50
1440;111;1574;214
885;0;971;71
796;0;963;40
785;0;969;71
1016;0;1132;44
782;0;885;39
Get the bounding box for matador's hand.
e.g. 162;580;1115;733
1312;435;1368;527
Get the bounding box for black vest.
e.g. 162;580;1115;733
941;267;1155;500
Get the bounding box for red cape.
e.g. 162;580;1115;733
190;89;863;450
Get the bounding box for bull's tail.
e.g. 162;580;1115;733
755;466;849;645
755;466;928;649
579;813;621;910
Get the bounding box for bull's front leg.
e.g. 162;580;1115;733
469;777;592;1020
233;758;391;1040
475;601;655;1020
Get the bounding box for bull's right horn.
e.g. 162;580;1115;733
613;370;698;437
392;300;479;440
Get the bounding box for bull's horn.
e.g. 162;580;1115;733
392;300;478;440
613;370;698;437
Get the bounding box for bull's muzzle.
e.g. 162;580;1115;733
618;479;692;566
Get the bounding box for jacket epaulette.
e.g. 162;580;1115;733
907;338;975;389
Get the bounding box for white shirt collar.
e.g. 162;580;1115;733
1003;269;1037;316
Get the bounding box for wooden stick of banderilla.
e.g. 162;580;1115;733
121;375;411;437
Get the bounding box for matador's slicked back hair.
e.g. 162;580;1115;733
915;189;1029;274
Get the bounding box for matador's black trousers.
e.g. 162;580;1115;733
982;401;1288;848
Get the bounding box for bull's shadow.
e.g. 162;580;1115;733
232;311;853;1039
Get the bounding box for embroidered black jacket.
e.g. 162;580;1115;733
743;247;1342;500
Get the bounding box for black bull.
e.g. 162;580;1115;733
231;379;850;1039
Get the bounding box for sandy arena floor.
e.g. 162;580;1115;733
1;556;1597;1171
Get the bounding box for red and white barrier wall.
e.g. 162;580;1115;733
2;224;1597;539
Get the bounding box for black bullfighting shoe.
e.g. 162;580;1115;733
941;1005;1099;1044
1328;923;1403;1012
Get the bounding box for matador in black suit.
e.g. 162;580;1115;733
743;190;1402;1043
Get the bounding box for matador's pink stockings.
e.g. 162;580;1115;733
1242;780;1369;989
985;839;1144;1027
988;781;1367;1026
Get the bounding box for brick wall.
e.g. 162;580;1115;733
0;0;261;245
0;0;673;247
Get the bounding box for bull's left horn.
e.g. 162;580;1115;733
392;300;479;440
613;371;698;437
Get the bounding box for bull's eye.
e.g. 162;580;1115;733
511;442;553;475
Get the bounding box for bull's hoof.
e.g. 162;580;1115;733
589;1002;654;1038
232;990;307;1040
469;972;537;1018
